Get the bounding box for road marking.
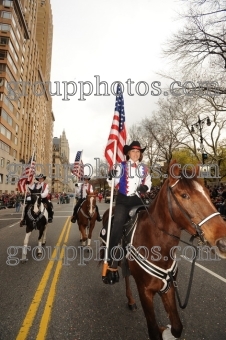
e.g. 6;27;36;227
15;217;70;340
36;221;72;339
181;255;226;283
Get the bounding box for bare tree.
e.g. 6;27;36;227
164;0;226;73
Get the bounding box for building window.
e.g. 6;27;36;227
1;108;13;125
0;36;8;45
3;1;13;8
1;11;12;19
0;140;10;153
0;157;5;167
14;136;17;145
0;23;10;31
0;123;11;140
0;50;7;59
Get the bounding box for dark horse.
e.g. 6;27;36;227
21;187;48;263
77;192;98;247
102;161;226;339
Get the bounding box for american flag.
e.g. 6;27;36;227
105;83;127;167
17;156;36;193
72;151;84;180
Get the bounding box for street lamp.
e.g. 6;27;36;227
191;115;211;164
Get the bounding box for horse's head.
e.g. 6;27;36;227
29;187;42;214
86;193;97;218
164;160;226;259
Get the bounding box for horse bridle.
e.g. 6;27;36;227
168;178;220;243
84;195;96;219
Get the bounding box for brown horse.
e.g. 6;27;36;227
102;161;226;340
77;193;98;247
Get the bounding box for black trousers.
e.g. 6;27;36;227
42;198;53;218
108;192;143;265
23;198;53;219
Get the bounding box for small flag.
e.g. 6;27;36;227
17;155;36;193
72;151;84;180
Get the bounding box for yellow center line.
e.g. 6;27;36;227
16;217;70;340
36;221;72;339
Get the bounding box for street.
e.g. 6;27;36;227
0;200;225;340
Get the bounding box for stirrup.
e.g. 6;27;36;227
102;268;119;285
71;216;76;223
20;220;26;227
97;215;102;222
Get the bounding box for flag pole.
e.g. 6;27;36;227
102;140;117;277
20;149;35;221
71;150;83;216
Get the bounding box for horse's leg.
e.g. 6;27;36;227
79;224;87;246
160;286;183;339
37;225;45;256
41;225;47;246
87;221;94;247
125;276;137;311
136;284;162;340
21;231;31;263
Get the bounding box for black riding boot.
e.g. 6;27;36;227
71;199;83;223
95;205;102;222
47;207;54;223
102;258;120;285
20;205;28;227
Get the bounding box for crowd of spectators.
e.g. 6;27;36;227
0;193;24;210
207;183;226;216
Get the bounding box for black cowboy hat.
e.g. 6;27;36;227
123;141;146;155
81;176;91;181
35;173;46;180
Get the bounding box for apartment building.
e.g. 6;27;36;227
52;131;74;194
0;0;54;193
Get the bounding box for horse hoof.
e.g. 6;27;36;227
37;252;42;257
20;259;28;264
42;242;46;246
162;326;177;340
128;303;137;311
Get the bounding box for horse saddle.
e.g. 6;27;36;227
99;205;147;245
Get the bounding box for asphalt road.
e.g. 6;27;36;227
0;200;225;340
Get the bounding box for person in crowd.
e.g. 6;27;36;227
71;176;102;223
15;195;21;212
98;192;103;203
20;174;54;227
102;141;152;285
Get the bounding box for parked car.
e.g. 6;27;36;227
0;202;6;210
105;194;110;203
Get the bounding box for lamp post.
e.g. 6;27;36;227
191;115;211;164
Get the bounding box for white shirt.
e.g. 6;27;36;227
79;183;93;198
108;160;152;196
28;182;49;199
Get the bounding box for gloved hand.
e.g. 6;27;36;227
108;170;118;180
137;185;148;194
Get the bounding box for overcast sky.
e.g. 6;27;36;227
50;0;184;167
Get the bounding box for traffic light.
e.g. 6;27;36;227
202;153;208;160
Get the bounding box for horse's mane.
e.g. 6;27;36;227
178;168;203;191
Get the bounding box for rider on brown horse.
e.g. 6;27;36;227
71;176;102;223
103;141;152;284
